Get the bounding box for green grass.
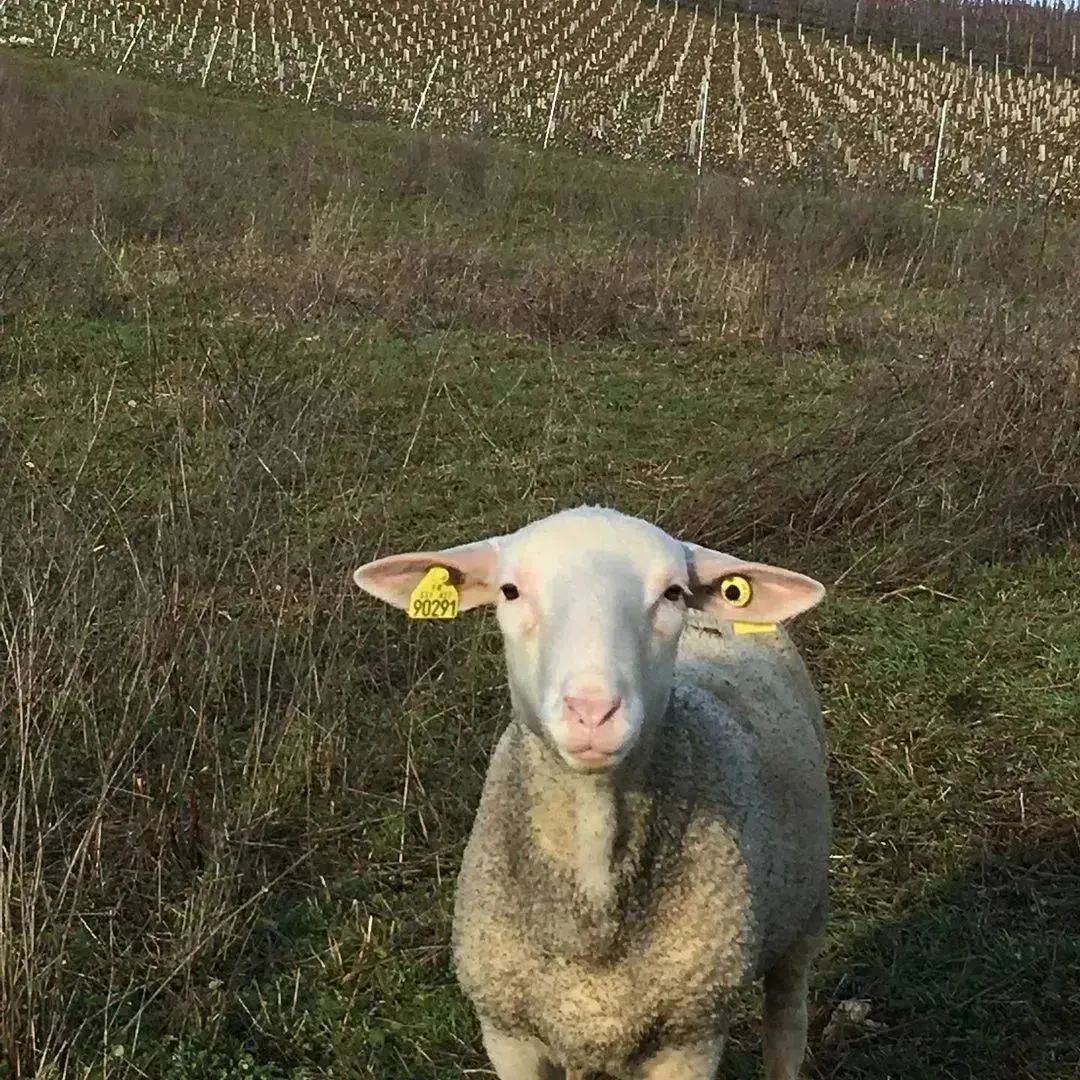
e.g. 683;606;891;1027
0;50;1078;1080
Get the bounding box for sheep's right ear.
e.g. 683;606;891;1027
683;542;825;623
352;539;501;612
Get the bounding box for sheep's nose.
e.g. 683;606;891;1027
562;694;622;731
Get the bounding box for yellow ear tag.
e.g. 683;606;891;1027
408;567;459;620
719;574;775;633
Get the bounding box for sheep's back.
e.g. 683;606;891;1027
675;613;831;968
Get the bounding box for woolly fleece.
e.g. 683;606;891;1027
452;611;830;1076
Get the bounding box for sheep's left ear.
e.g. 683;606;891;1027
353;538;501;612
683;542;825;624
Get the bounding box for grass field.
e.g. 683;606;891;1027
1;48;1079;1080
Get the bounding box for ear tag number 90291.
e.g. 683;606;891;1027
408;567;460;620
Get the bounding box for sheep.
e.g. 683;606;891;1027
353;506;830;1080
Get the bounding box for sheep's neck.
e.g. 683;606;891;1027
571;776;619;906
524;734;650;909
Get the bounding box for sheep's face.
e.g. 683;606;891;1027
492;509;689;772
353;507;825;774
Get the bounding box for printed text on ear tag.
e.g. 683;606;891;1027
408;567;460;620
732;620;777;635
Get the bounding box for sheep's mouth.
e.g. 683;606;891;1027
559;745;627;773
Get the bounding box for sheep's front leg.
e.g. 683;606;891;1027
481;1019;562;1080
763;935;819;1080
635;1035;725;1079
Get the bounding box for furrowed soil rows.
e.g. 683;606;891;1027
4;0;1080;206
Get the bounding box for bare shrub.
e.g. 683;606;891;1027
678;295;1080;581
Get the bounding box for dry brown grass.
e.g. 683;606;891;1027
0;52;1077;1080
679;295;1080;581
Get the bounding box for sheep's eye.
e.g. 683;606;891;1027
500;584;520;601
663;585;686;603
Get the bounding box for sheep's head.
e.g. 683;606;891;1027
354;507;824;773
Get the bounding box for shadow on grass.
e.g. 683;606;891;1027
544;829;1079;1080
809;828;1080;1080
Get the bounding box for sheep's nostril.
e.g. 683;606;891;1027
562;694;622;730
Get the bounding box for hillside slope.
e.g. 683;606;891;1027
3;0;1080;209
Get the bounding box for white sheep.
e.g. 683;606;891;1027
354;506;830;1080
